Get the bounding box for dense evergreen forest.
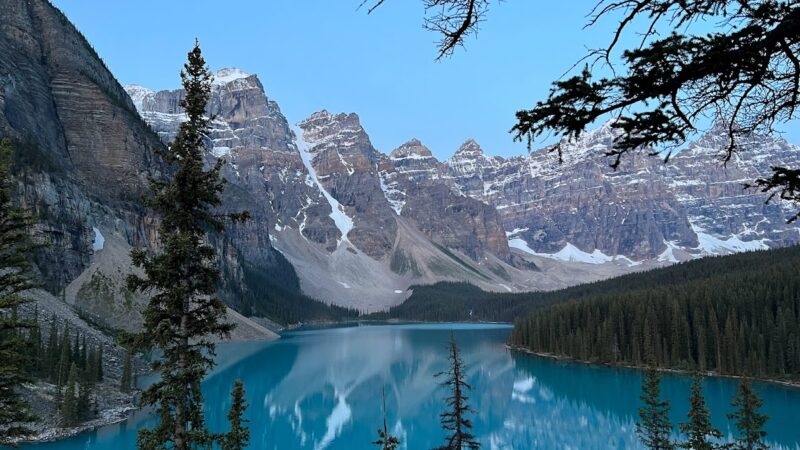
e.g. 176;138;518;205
509;246;800;381
368;282;553;322
226;251;358;325
16;310;107;426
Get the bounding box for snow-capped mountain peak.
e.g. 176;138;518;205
213;67;251;85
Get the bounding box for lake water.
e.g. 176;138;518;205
15;323;800;449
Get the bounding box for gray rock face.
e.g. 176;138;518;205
445;122;800;264
130;77;520;300
0;2;295;328
128;76;536;310
383;139;511;262
296;111;397;259
0;0;162;291
129;70;343;261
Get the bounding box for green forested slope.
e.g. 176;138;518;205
509;247;800;380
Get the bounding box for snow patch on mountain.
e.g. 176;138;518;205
293;126;354;245
379;171;406;215
657;241;681;263
213;67;251;85
691;224;770;254
509;237;641;266
92;227;105;252
542;243;615;264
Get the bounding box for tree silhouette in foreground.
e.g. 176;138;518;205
0;139;38;443
126;41;248;450
373;387;400;450
636;368;674;450
678;375;724;450
433;333;480;450
220;380;250;450
369;1;800;219
728;379;768;450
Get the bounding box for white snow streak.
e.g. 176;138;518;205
691;224;770;254
293;126;354;245
92;227;105;252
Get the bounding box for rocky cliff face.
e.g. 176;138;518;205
383;139;511;262
1;1;293;330
445;122;800;265
0;0;162;292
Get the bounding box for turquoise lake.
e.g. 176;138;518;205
14;323;800;449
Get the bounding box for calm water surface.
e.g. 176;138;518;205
16;323;800;449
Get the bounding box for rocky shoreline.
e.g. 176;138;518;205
11;377;141;444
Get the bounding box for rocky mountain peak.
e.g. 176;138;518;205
213;67;252;85
390;138;433;160
298;110;366;147
453;139;485;160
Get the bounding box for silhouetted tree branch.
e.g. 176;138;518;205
362;0;489;60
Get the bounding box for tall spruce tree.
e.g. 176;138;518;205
126;41;248;450
678;375;724;450
373;387;400;450
636;368;674;450
433;333;480;450
46;315;58;382
220;380;249;450
0;139;38;442
76;374;91;421
120;350;132;394
60;363;79;427
727;379;768;450
57;323;71;388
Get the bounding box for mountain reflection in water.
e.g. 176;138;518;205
15;324;800;450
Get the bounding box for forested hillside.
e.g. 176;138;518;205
509;246;800;381
375;246;800;324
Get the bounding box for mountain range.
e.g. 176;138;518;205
127;68;800;311
2;0;799;329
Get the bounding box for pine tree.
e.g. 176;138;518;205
373;387;400;450
46;316;58;381
120;350;132;394
0;139;38;442
60;363;79;427
96;346;103;382
79;334;87;371
433;333;480;450
126;41;248;450
76;374;91;421
57;323;71;387
26;308;42;377
220;380;249;450
636;368;674;450
678;375;723;450
727;379;768;450
85;346;97;385
72;331;80;368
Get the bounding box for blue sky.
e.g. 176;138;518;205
53;0;799;159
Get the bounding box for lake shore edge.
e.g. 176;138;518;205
506;345;800;389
